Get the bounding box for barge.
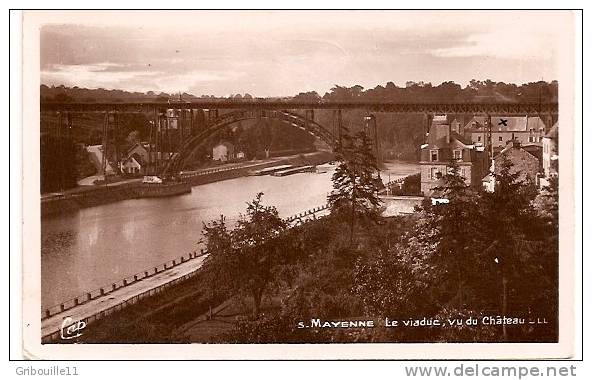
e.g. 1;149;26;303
138;176;192;197
248;164;294;176
272;165;316;177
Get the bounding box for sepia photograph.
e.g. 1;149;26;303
17;9;579;360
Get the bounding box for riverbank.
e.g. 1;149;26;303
41;151;334;216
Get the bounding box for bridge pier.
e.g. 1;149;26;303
101;112;109;177
364;114;381;165
207;109;219;124
486;113;493;162
424;113;433;144
179;109;184;147
332;109;343;145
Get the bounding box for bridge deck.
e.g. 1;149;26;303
40;101;558;115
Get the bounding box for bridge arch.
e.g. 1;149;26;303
161;109;336;176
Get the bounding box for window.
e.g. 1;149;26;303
453;149;462;160
477;136;482;142
498;136;503;142
430;168;439;180
430;150;439;162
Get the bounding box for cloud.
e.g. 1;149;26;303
42;63;245;93
38;11;568;96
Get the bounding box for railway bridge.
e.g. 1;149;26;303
40;100;558;178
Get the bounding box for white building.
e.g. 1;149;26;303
119;156;142;175
212;141;235;162
542;122;558;178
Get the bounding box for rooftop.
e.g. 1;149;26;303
464;116;546;132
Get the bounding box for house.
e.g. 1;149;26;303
463;115;547;152
450;118;463;135
212;141;235;162
420;115;488;195
119;155;142;175
542;122;559;179
482;140;540;192
124;142;151;165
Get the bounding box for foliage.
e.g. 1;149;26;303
201;192;289;318
206;158;558;343
351;159;558;342
389;173;421;196
40;134;77;192
328;131;382;244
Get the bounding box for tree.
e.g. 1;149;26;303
479;159;547;340
232;193;288;317
293;91;321;102
328;131;381;244
201;193;288;319
201;215;234;299
421;160;484;309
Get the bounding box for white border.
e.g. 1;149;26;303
14;8;581;360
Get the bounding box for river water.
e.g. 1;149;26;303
41;161;419;309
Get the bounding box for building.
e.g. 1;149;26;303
420;115;488;195
119;155;142;175
450;118;463;135
542;122;559;179
482;140;540;192
463;115;547;153
212;141;235;162
124;142;151;164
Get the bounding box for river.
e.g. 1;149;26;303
41;160;419;309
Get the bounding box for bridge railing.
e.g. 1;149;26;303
40;101;559;115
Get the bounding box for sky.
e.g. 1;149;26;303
38;10;570;97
